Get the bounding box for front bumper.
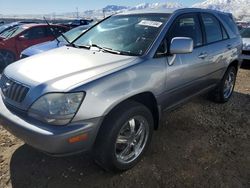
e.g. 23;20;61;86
0;96;103;156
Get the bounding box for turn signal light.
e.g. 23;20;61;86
68;134;88;143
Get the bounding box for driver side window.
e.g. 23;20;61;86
156;13;202;56
23;27;45;40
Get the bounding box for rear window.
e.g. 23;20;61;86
220;13;239;36
201;13;223;44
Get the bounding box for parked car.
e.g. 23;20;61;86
20;24;95;58
0;8;242;172
0;24;68;71
0;21;37;35
240;27;250;60
0;22;22;35
65;19;93;28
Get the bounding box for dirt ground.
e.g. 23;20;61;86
0;64;249;188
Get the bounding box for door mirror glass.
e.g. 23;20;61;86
170;37;193;54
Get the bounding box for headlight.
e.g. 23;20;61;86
28;92;85;125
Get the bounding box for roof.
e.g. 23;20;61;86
116;8;230;16
117;8;176;15
20;23;67;29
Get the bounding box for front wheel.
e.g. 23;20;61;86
211;66;237;103
94;100;154;172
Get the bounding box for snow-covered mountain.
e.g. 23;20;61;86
192;0;250;19
80;2;184;19
129;2;184;10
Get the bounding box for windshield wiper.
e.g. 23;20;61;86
43;17;71;46
75;44;91;49
74;43;138;56
119;50;138;56
90;44;121;54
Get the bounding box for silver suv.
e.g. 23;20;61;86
0;8;242;172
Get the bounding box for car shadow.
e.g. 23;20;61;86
9;145;119;188
9;92;250;188
241;60;250;69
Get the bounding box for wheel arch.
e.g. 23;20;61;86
228;60;240;72
102;91;161;130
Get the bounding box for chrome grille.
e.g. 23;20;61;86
0;74;29;103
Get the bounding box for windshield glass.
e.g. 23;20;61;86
0;25;8;33
74;14;170;56
57;25;89;43
240;28;250;38
0;26;25;39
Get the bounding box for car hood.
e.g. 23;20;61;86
21;40;66;56
4;46;139;91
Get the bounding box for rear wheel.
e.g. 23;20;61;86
211;66;237;103
0;50;16;72
94;100;154;172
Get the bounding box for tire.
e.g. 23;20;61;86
93;100;154;172
0;50;16;72
211;66;237;103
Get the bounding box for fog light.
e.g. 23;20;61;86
68;134;88;143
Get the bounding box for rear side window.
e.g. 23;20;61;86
222;26;228;40
46;26;66;37
168;14;202;47
23;27;46;40
201;13;223;44
220;14;239;36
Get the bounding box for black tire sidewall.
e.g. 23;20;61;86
219;66;237;102
94;101;154;172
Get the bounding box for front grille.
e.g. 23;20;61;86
242;50;250;55
0;74;29;103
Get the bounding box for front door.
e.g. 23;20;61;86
156;13;211;110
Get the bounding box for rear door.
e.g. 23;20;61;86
199;13;231;84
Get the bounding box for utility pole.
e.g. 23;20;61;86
76;7;79;19
103;9;105;18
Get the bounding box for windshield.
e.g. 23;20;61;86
73;14;170;56
0;25;8;33
57;25;89;43
0;26;25;39
240;28;250;38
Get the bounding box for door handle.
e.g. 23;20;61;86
198;52;208;59
227;44;232;50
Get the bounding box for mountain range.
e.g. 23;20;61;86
192;0;250;19
1;1;250;21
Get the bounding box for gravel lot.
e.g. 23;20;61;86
0;64;249;188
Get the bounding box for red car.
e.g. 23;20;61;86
0;24;68;71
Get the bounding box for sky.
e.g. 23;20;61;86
0;0;204;15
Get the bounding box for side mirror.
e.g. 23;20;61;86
17;35;27;41
170;37;193;54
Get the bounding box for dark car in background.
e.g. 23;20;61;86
0;24;68;72
21;24;95;58
240;27;250;61
65;19;93;28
